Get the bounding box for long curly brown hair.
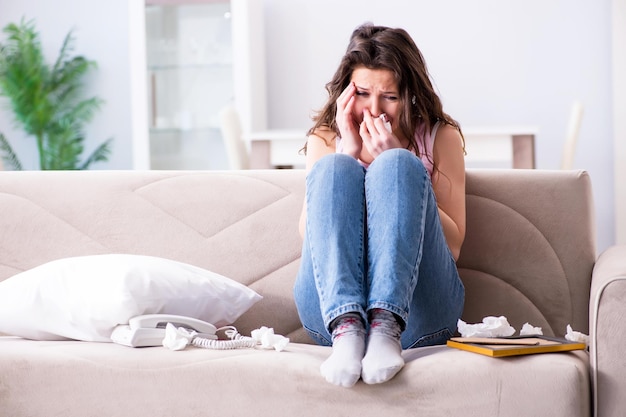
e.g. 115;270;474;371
305;23;464;159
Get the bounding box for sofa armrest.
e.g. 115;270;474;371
590;245;626;417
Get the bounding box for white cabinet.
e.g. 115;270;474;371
145;2;233;169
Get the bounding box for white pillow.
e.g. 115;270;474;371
0;254;262;342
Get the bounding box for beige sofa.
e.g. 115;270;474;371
0;168;624;417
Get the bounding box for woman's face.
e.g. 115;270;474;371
349;66;402;127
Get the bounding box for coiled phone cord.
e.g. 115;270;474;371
191;326;257;350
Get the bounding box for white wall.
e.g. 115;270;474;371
613;0;626;244
260;0;615;253
231;0;267;134
0;0;616;252
0;0;149;170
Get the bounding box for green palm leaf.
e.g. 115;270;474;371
0;132;22;170
79;138;113;170
0;18;112;170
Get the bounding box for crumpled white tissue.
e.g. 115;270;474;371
162;323;289;352
163;323;196;351
565;324;589;346
379;113;392;133
520;322;543;336
251;326;290;352
457;316;516;338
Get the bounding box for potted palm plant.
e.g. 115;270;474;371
0;18;112;170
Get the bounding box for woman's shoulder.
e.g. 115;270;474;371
434;122;460;137
433;122;464;148
308;127;337;148
432;122;466;164
304;127;338;169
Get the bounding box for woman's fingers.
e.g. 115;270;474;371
336;84;354;127
361;109;401;156
336;82;355;113
361;109;382;134
361;108;382;138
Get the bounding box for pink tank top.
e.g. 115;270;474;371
335;121;440;177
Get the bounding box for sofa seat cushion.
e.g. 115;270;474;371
0;337;590;417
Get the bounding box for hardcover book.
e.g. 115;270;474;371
446;335;586;357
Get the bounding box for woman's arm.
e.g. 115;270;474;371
431;124;466;260
298;129;337;238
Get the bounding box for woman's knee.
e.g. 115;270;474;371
311;153;362;177
308;154;366;195
313;152;354;168
369;148;427;175
366;149;429;195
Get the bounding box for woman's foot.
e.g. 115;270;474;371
361;308;404;384
320;313;365;387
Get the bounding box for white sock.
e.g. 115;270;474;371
320;313;365;387
361;309;404;384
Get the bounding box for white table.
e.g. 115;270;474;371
246;129;308;169
463;126;537;169
246;126;537;170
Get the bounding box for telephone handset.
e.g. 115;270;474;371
130;314;217;335
111;313;218;348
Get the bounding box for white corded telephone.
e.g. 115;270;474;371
111;313;256;349
111;314;218;348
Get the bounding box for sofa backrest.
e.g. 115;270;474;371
0;169;595;342
458;169;595;337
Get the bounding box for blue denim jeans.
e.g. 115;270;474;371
293;149;465;349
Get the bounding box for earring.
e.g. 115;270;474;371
411;95;417;105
